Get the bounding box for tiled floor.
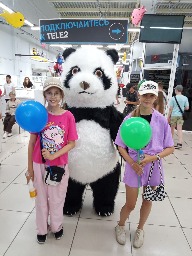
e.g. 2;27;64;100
0;100;192;256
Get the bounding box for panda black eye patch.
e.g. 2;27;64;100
63;66;81;88
95;69;103;78
93;67;112;90
72;66;80;75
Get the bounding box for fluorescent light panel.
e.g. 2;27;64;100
0;3;14;13
24;20;34;27
128;28;140;32
50;44;72;48
81;45;103;48
0;3;34;27
31;26;40;30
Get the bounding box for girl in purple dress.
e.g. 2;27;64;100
115;81;174;248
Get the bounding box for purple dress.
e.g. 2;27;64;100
115;110;174;187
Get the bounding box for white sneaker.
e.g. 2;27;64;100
133;229;144;248
7;133;12;137
115;225;126;245
3;132;7;139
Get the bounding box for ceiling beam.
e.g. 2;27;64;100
156;0;192;3
59;14;130;18
55;8;133;13
49;0;134;2
157;9;192;14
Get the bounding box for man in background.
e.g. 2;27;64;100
123;83;139;116
167;85;189;149
1;75;15;102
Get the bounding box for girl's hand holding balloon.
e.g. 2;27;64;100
41;148;54;161
131;162;143;176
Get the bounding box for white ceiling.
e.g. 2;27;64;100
0;0;192;53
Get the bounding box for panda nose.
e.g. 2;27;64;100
80;81;90;90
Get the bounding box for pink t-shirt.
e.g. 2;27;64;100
33;110;78;166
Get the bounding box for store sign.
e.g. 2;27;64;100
40;19;128;44
130;73;140;84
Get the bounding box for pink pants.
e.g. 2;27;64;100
33;162;69;235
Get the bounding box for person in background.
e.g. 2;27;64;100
158;82;167;106
0;88;2;119
115;89;120;105
153;91;164;115
187;86;192;112
115;80;174;248
123;83;139;116
3;92;20;139
168;85;189;149
27;77;78;244
23;77;33;89
1;75;15;102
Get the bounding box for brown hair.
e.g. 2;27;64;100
158;81;164;89
153;91;164;114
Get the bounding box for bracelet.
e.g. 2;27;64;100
25;171;29;177
25;171;32;177
156;154;161;161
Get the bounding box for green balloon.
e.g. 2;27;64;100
120;117;152;150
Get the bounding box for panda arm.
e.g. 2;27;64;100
109;105;124;142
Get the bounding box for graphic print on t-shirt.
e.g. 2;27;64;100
41;124;65;154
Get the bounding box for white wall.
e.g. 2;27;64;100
0;24;58;86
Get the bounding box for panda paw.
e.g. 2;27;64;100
63;206;80;216
95;207;114;217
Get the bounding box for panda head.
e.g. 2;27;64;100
62;47;119;108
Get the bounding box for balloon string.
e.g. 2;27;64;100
39;132;52;174
137;150;141;195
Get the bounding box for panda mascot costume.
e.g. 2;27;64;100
62;47;124;216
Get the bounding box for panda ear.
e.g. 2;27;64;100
62;48;76;60
106;49;119;64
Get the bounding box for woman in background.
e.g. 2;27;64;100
23;77;33;89
154;91;164;115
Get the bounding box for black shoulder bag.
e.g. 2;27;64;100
39;133;65;186
143;160;167;201
174;96;188;121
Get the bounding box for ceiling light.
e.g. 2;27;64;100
128;28;140;32
31;26;40;30
150;26;182;30
24;20;34;27
0;3;35;27
107;45;117;49
0;3;14;13
50;44;72;48
81;45;103;48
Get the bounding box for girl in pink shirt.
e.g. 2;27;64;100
27;77;78;244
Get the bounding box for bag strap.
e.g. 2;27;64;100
39;132;46;163
147;159;164;185
174;96;184;115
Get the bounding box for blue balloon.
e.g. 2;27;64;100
15;100;48;132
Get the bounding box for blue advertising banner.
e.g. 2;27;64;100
40;19;128;44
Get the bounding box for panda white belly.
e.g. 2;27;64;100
68;119;118;184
